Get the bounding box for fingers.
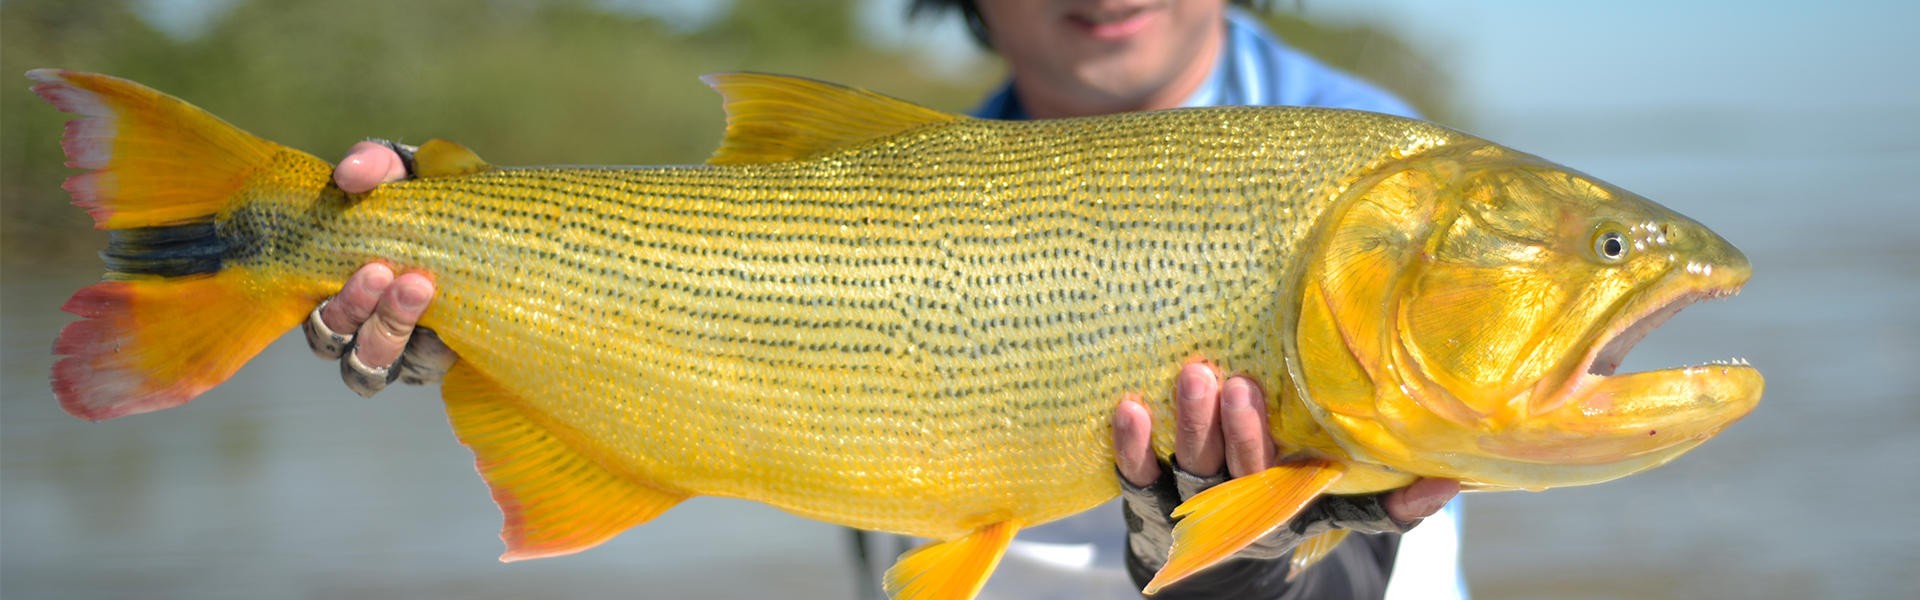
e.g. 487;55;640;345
334;140;409;194
1120;362;1280;490
352;272;435;370
1172;364;1225;477
339;272;433;397
1382;478;1461;525
316;264;396;354
1112;394;1161;488
1218;376;1277;478
306;265;440;397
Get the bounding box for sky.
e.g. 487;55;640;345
1304;0;1920;115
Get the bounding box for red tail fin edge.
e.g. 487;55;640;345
54;273;310;421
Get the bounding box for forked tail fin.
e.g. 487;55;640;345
30;69;327;420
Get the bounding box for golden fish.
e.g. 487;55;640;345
32;69;1761;599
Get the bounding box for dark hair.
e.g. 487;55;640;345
908;0;1270;49
906;0;991;47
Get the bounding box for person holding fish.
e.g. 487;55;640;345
310;1;1464;598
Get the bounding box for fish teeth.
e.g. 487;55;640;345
1688;357;1751;368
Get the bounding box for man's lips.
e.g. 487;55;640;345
1066;5;1159;40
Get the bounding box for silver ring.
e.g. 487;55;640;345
304;298;354;359
341;349;395;398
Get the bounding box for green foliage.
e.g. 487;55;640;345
1;0;1447;263
0;0;998;262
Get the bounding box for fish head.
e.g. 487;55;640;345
1285;142;1762;489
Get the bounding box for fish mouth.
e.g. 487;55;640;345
1520;269;1758;451
1501;275;1763;468
1583;285;1746;378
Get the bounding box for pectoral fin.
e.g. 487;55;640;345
1144;460;1345;594
1286;529;1350;581
443;364;684;561
882;520;1020;600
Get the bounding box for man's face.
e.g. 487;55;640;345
976;0;1228;118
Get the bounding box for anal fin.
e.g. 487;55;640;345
882;520;1021;600
1287;529;1350;581
1144;460;1345;594
442;364;684;561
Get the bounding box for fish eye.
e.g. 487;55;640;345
1594;230;1628;262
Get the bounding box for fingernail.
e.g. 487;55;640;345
1177;366;1213;402
1221;378;1256;412
394;277;432;311
1113;404;1135;436
336;155;373;193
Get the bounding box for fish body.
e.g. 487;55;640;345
315;101;1459;540
32;70;1761;598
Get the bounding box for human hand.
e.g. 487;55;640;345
1113;365;1462;594
300;141;455;396
1112;363;1458;524
1112;364;1460;592
303;263;455;396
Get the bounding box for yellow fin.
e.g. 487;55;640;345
31;71;328;420
882;520;1021;600
1286;529;1350;581
27;69;288;229
700;72;961;165
412;138;493;178
443;365;684;561
54;270;312;421
1144;460;1346;595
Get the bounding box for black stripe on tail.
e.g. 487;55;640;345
101;221;227;277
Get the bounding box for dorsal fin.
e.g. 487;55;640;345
413;138;492;178
700;72;961;165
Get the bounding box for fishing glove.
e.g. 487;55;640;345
1120;460;1411;598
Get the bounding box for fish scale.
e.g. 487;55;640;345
240;108;1460;539
40;70;1759;599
